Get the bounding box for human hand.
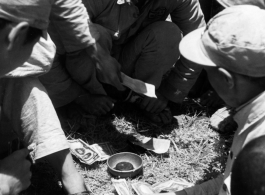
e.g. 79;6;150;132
0;148;31;195
75;93;116;116
199;90;224;108
140;92;168;114
88;44;125;91
140;92;172;124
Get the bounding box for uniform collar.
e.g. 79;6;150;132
234;91;265;132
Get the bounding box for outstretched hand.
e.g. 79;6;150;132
89;43;125;91
139;92;172;124
140;92;168;114
0;148;32;195
75;93;116;116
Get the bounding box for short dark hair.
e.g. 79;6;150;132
0;18;11;29
0;18;42;45
24;26;42;45
231;135;265;195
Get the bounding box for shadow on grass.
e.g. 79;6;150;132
22;98;230;194
22;102;166;195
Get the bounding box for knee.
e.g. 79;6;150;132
146;21;182;58
149;21;182;48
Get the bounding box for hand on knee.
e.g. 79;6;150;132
75;93;116;116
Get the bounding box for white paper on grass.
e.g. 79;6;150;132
152;178;194;193
121;73;157;98
132;138;171;154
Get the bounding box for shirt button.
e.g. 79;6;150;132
230;151;233;159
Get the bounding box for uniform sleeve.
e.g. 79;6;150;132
158;57;203;103
49;0;97;53
44;0;103;102
170;0;205;35
158;0;206;103
184;175;224;195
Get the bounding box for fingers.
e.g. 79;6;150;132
108;96;117;104
148;113;161;124
22;174;31;190
140;97;150;110
11;148;29;160
96;54;126;91
140;96;168;114
91;107;108;116
108;59;126;91
91;96;116;116
98;68;125;91
159;110;172;125
143;101;154;112
100;97;115;111
94;105;110;116
154;103;167;114
147;110;172;125
151;99;167;114
105;100;115;110
17;168;31;193
22;161;32;188
22;157;32;170
111;75;126;91
101;102;113;112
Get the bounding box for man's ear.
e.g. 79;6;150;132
7;22;29;50
218;67;234;89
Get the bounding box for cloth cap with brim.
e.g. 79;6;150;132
0;0;53;30
179;5;265;77
216;0;265;9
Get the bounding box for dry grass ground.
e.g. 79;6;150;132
21;6;230;195
22;97;234;195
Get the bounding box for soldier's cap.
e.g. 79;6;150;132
179;5;265;77
216;0;265;9
0;0;53;30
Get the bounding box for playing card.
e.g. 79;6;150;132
121;73;156;98
68;139;100;165
111;178;132;195
131;136;171;154
132;182;155;195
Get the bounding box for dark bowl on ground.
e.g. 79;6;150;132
107;152;143;178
